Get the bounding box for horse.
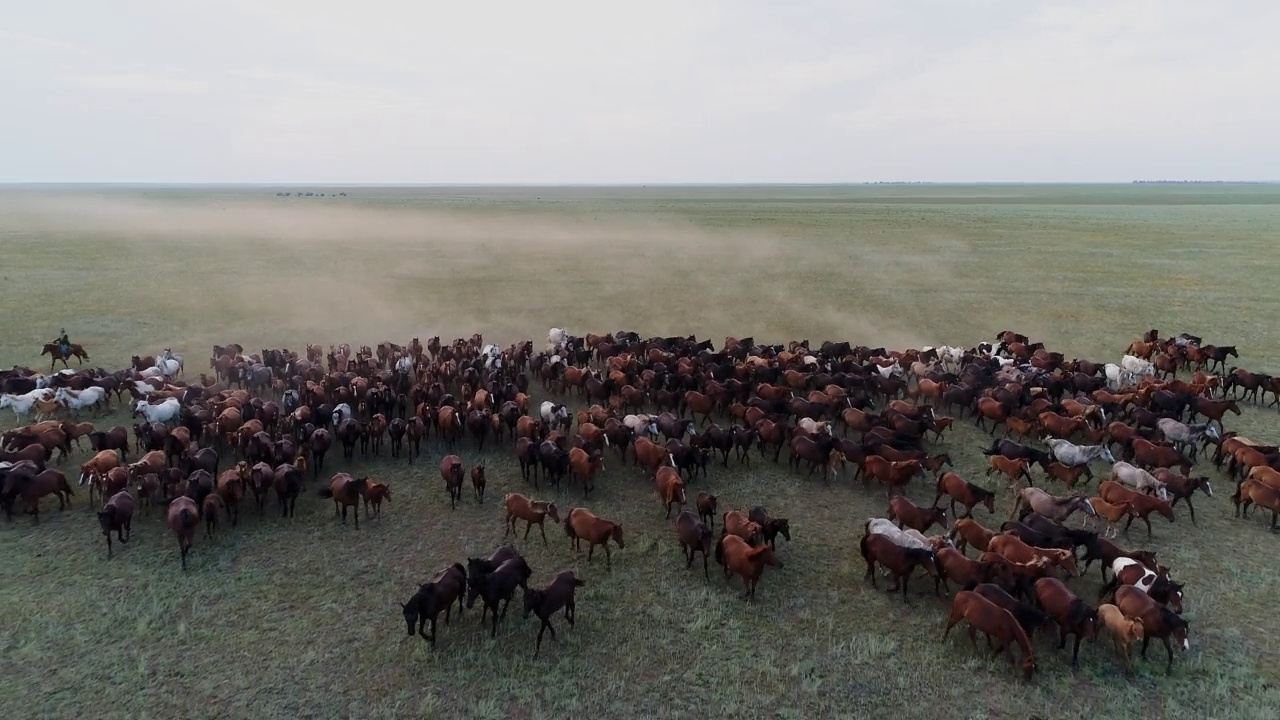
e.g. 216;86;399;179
1151;470;1212;524
985;455;1033;486
675;510;715;579
1011;487;1096;523
96;489;133;555
470;464;486;504
440;455;464;509
316;473;369;528
715;533;782;601
1110;460;1170;500
1086;498;1134;538
1099;557;1184;613
564;507;625;569
934;472;996;518
466;556;533;637
503;493;561;546
1098;481;1175;537
402;564;468;647
1097;603;1146;673
1033;577;1099;667
932;546;1009;597
40;342;90;371
860;532;937;604
1044;438;1115;468
1115;585;1190;674
166;496;199;570
523;571;586;655
747;506;791;550
941;591;1037;679
866;517;935;552
1;467;72;523
1232;479;1280;529
655;466;686;518
696;491;718;527
948;518;1001;555
888;494;948;533
1129;438;1193;476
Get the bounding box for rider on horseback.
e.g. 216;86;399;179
56;328;70;357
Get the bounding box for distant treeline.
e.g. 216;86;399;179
275;191;349;197
1131;180;1269;185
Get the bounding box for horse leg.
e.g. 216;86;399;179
702;553;709;580
534;620;548;656
1143;515;1152;537
1071;633;1083;667
1186;498;1197;525
1162;637;1175;673
604;543;612;570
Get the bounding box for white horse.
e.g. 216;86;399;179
159;349;185;375
54;386;108;416
1103;363;1136;389
394;355;414;374
331;403;354;426
138;366;165;380
547;328;568;353
1;389;53;424
866;518;933;552
133;397;181;424
1156;418;1217;456
540;401;571;428
935;345;965;368
1044;438;1116;467
623;414;658;439
1110;461;1170;501
1121;354;1155;379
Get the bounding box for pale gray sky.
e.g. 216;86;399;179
2;1;1275;183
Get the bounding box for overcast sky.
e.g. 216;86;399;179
2;1;1275;183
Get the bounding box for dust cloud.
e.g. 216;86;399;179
0;191;998;357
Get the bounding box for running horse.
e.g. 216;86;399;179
40;342;90;371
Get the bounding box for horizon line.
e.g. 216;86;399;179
2;180;1278;189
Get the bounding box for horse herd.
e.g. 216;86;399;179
0;327;1277;669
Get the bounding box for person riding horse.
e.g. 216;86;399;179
56;329;70;357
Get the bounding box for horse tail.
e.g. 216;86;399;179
1097;574;1120;601
180;507;198;529
563;516;578;541
317;488;335;499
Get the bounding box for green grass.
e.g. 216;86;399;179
1;185;1279;719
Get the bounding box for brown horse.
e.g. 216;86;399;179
97;489;133;556
1097;603;1145;673
888;494;948;533
1;467;72;523
564;507;625;569
1232;478;1280;529
864;456;924;497
654;466;687;518
1099;480;1175;537
949;518;1000;555
470;464;486;504
933;546;1009;596
1115;585;1190;673
402;563;468;647
503;492;561;545
989;534;1080;578
1151;469;1212;525
41;342;90;371
934;472;996;518
860;532;938;603
1044;461;1092;488
675;510;715;579
440;455;464;509
941;590;1037;679
986;455;1033;486
696;491;717;527
715;533;782;601
523;571;586;655
317;472;369;528
364;480;391;518
167;496;199;570
1033;577;1099;667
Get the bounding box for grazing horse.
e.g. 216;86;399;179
1097;603;1145;673
860;532;937;603
941;591;1037;679
1115;585;1190;674
1044;438;1115;468
1011;487;1096;523
41;342;90;371
523;571;586;655
316;473;369;528
402;563;467;647
166;496;199;570
715;533;782;601
504;493;561;545
675;510;715;579
934;472;996;518
564;507;625;569
1034;577;1099;667
97;489;133;556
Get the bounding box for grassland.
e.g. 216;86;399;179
0;184;1278;719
